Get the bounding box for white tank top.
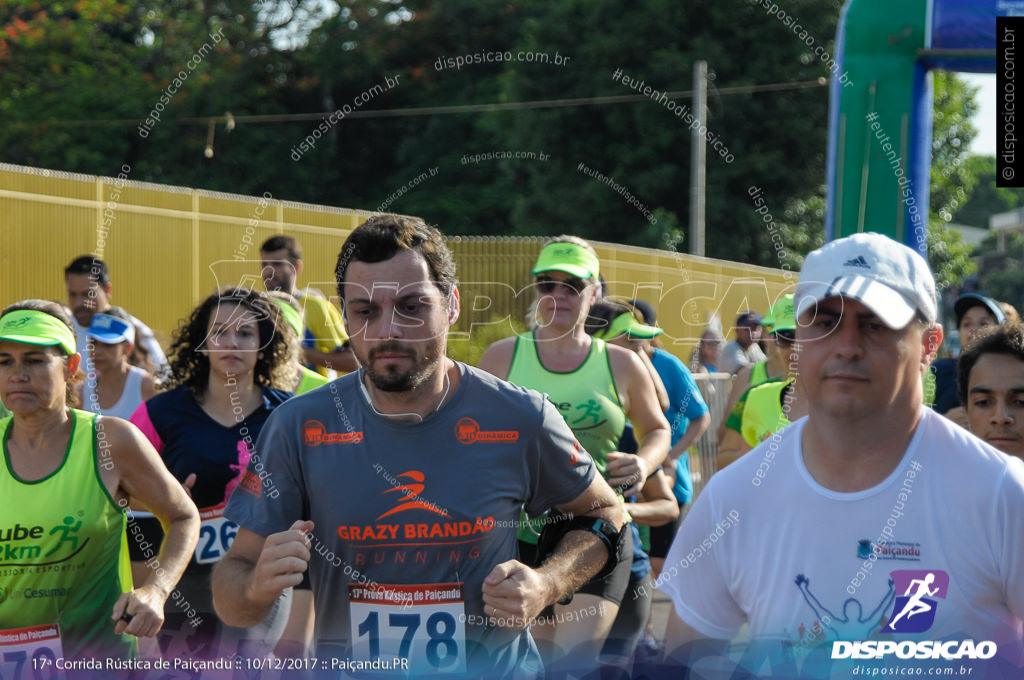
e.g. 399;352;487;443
81;365;146;420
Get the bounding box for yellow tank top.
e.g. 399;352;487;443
740;379;795;447
0;410;135;660
750;360;770;386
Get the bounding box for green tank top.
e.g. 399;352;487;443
0;409;135;660
740;379;794;447
508;333;626;544
508;333;626;472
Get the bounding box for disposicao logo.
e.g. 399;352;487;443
885;570;948;634
831;570;997;661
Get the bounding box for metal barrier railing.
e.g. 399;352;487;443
690;372;733;499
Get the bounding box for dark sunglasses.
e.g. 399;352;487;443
773;330;796;344
535;275;588;295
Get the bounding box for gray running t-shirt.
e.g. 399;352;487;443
225;362;595;678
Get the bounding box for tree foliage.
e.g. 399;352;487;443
954;155;1022;229
0;0;986;282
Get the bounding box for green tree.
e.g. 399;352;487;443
954;155;1023;228
495;0;839;257
930;71;978;218
973;231;1024;311
0;0;332;197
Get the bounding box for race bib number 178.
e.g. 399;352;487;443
0;623;62;680
348;583;466;675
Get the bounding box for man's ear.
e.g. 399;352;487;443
447;286;460;326
294;259;304;278
67;353;82;376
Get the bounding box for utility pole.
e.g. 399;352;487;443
690;60;707;257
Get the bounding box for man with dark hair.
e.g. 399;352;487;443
64;254;168;374
260;235;357;375
958;324;1024;458
717;310;767;374
215;214;627;678
930;292;1005;423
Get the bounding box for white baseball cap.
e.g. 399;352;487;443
795;232;936;330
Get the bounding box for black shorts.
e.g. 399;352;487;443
518;535;633;609
648;503;684;559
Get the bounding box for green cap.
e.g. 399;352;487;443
0;309;77;355
531;242;600;280
593;312;663;341
762;294;796;333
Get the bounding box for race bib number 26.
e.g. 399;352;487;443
0;623;62;680
194;503;238;565
348;583;466;674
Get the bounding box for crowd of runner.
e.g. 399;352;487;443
0;218;1022;679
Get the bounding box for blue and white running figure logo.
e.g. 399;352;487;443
885;570;949;633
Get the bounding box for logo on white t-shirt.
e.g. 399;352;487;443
884;569;948;634
832;569;997;661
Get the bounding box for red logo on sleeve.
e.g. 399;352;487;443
570;439;582;465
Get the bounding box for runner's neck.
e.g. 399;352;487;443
360;360;455;422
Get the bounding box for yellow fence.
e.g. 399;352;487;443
0;162;795;361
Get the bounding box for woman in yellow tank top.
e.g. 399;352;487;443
477;236;670;670
0;299;199;662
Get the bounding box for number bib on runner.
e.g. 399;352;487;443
194;503;238;565
348;583;465;675
0;624;62;680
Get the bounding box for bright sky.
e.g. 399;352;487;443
962;73;995;156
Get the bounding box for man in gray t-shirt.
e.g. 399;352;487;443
212;215;626;679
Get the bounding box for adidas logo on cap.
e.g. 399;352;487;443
843;255;870;269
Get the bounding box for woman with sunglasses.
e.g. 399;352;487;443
718;295;808;466
128;287;296;662
478;236;670;670
0;299;199;662
691;328;724;374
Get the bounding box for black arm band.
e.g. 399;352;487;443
535;512;626;601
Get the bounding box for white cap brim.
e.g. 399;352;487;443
795;275;918;330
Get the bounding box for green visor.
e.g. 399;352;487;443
593;312;663;341
531;242;600;280
0;309;77;355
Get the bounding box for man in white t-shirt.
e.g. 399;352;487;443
718;311;767;375
658;233;1024;679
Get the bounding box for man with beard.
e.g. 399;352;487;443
260;235;359;376
213;214;627;679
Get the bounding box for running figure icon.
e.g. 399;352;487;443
886;572;939;631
